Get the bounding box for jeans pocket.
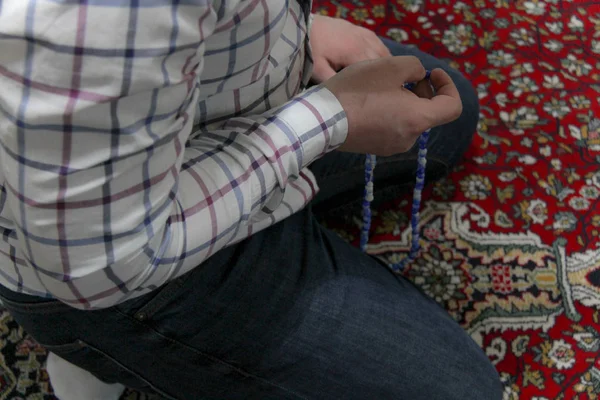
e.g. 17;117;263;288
116;270;190;323
43;339;171;398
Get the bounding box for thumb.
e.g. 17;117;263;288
388;56;427;86
416;68;463;127
312;58;338;83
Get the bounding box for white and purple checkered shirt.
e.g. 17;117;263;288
0;0;348;309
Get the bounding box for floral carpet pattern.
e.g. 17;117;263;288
0;0;599;399
313;0;600;399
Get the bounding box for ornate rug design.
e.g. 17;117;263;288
316;1;600;399
0;1;598;399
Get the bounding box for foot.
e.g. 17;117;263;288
46;352;126;400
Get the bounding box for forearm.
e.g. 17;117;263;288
169;85;347;263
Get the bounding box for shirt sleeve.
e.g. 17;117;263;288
0;1;347;309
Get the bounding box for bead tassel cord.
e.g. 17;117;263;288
360;71;432;272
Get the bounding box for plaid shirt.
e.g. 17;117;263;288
0;0;348;309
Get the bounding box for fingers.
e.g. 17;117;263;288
391;55;427;83
415;68;463;127
413;79;433;99
339;30;389;66
339;47;380;67
429;68;460;101
374;40;392;58
312;59;338;83
364;48;381;61
362;30;392;58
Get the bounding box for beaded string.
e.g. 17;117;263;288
360;70;432;272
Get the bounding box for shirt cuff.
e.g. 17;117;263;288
280;85;348;167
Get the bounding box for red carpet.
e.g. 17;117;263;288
0;1;598;399
314;1;600;399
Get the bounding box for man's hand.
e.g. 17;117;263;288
324;56;463;156
310;15;391;83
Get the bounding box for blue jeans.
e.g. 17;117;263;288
0;41;501;399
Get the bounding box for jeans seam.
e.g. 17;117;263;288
114;308;309;400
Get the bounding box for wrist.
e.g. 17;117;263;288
287;86;349;163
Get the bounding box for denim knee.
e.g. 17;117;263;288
440;67;479;170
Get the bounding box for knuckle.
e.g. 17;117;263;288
451;100;464;120
365;29;378;39
401;56;426;76
382;55;396;64
379;56;397;71
407;55;420;63
457;99;465;114
406;55;422;68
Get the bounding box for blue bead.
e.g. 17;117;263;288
361;101;431;267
